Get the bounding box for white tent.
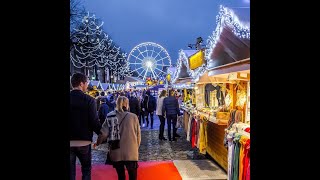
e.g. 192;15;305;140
100;83;109;91
89;80;102;89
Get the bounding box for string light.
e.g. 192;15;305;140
172;6;249;83
206;5;250;63
171;50;207;83
70;11;131;77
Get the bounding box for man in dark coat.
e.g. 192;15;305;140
162;89;181;141
96;91;105;111
143;90;156;129
70;73;103;180
129;92;140;119
98;98;110;125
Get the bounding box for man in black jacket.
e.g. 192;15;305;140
70;73;102;180
143;90;156;129
162;89;181;141
96;91;105;111
98;98;109;125
129;92;140;119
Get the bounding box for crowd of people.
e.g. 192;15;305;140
93;88;183;133
93;89;155;129
70;73;183;180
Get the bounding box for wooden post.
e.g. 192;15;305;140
241;81;247;122
229;84;236;110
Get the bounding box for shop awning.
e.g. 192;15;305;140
208;58;250;77
206;6;250;76
172;82;195;89
174;77;194;84
207;26;250;69
197;71;230;84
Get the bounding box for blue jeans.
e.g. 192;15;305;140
70;144;91;180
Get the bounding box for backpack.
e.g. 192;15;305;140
105;111;129;150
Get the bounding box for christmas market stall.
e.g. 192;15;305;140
171;49;206;134
88;80;103;97
198;6;250;176
173;6;250;177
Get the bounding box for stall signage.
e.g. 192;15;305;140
189;50;204;70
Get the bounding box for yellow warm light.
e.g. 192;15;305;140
189;50;204;70
166;74;171;81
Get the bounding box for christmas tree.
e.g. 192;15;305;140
70;12;131;81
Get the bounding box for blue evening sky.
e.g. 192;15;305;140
82;0;250;65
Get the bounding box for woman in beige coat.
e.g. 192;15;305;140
97;96;141;180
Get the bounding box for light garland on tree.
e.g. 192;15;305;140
114;52;132;76
70;12;131;77
206;5;250;64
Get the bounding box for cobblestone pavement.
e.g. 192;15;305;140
85;115;207;164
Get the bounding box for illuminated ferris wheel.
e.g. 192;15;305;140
127;42;171;80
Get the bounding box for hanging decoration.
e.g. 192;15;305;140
70;12;131;77
206;5;250;64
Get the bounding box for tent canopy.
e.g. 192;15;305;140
100;83;109;91
89;80;102;89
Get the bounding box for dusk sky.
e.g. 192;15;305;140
82;0;250;65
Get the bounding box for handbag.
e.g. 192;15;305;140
108;112;129;150
105;112;129;165
109;140;120;150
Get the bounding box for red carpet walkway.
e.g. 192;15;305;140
76;161;182;180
